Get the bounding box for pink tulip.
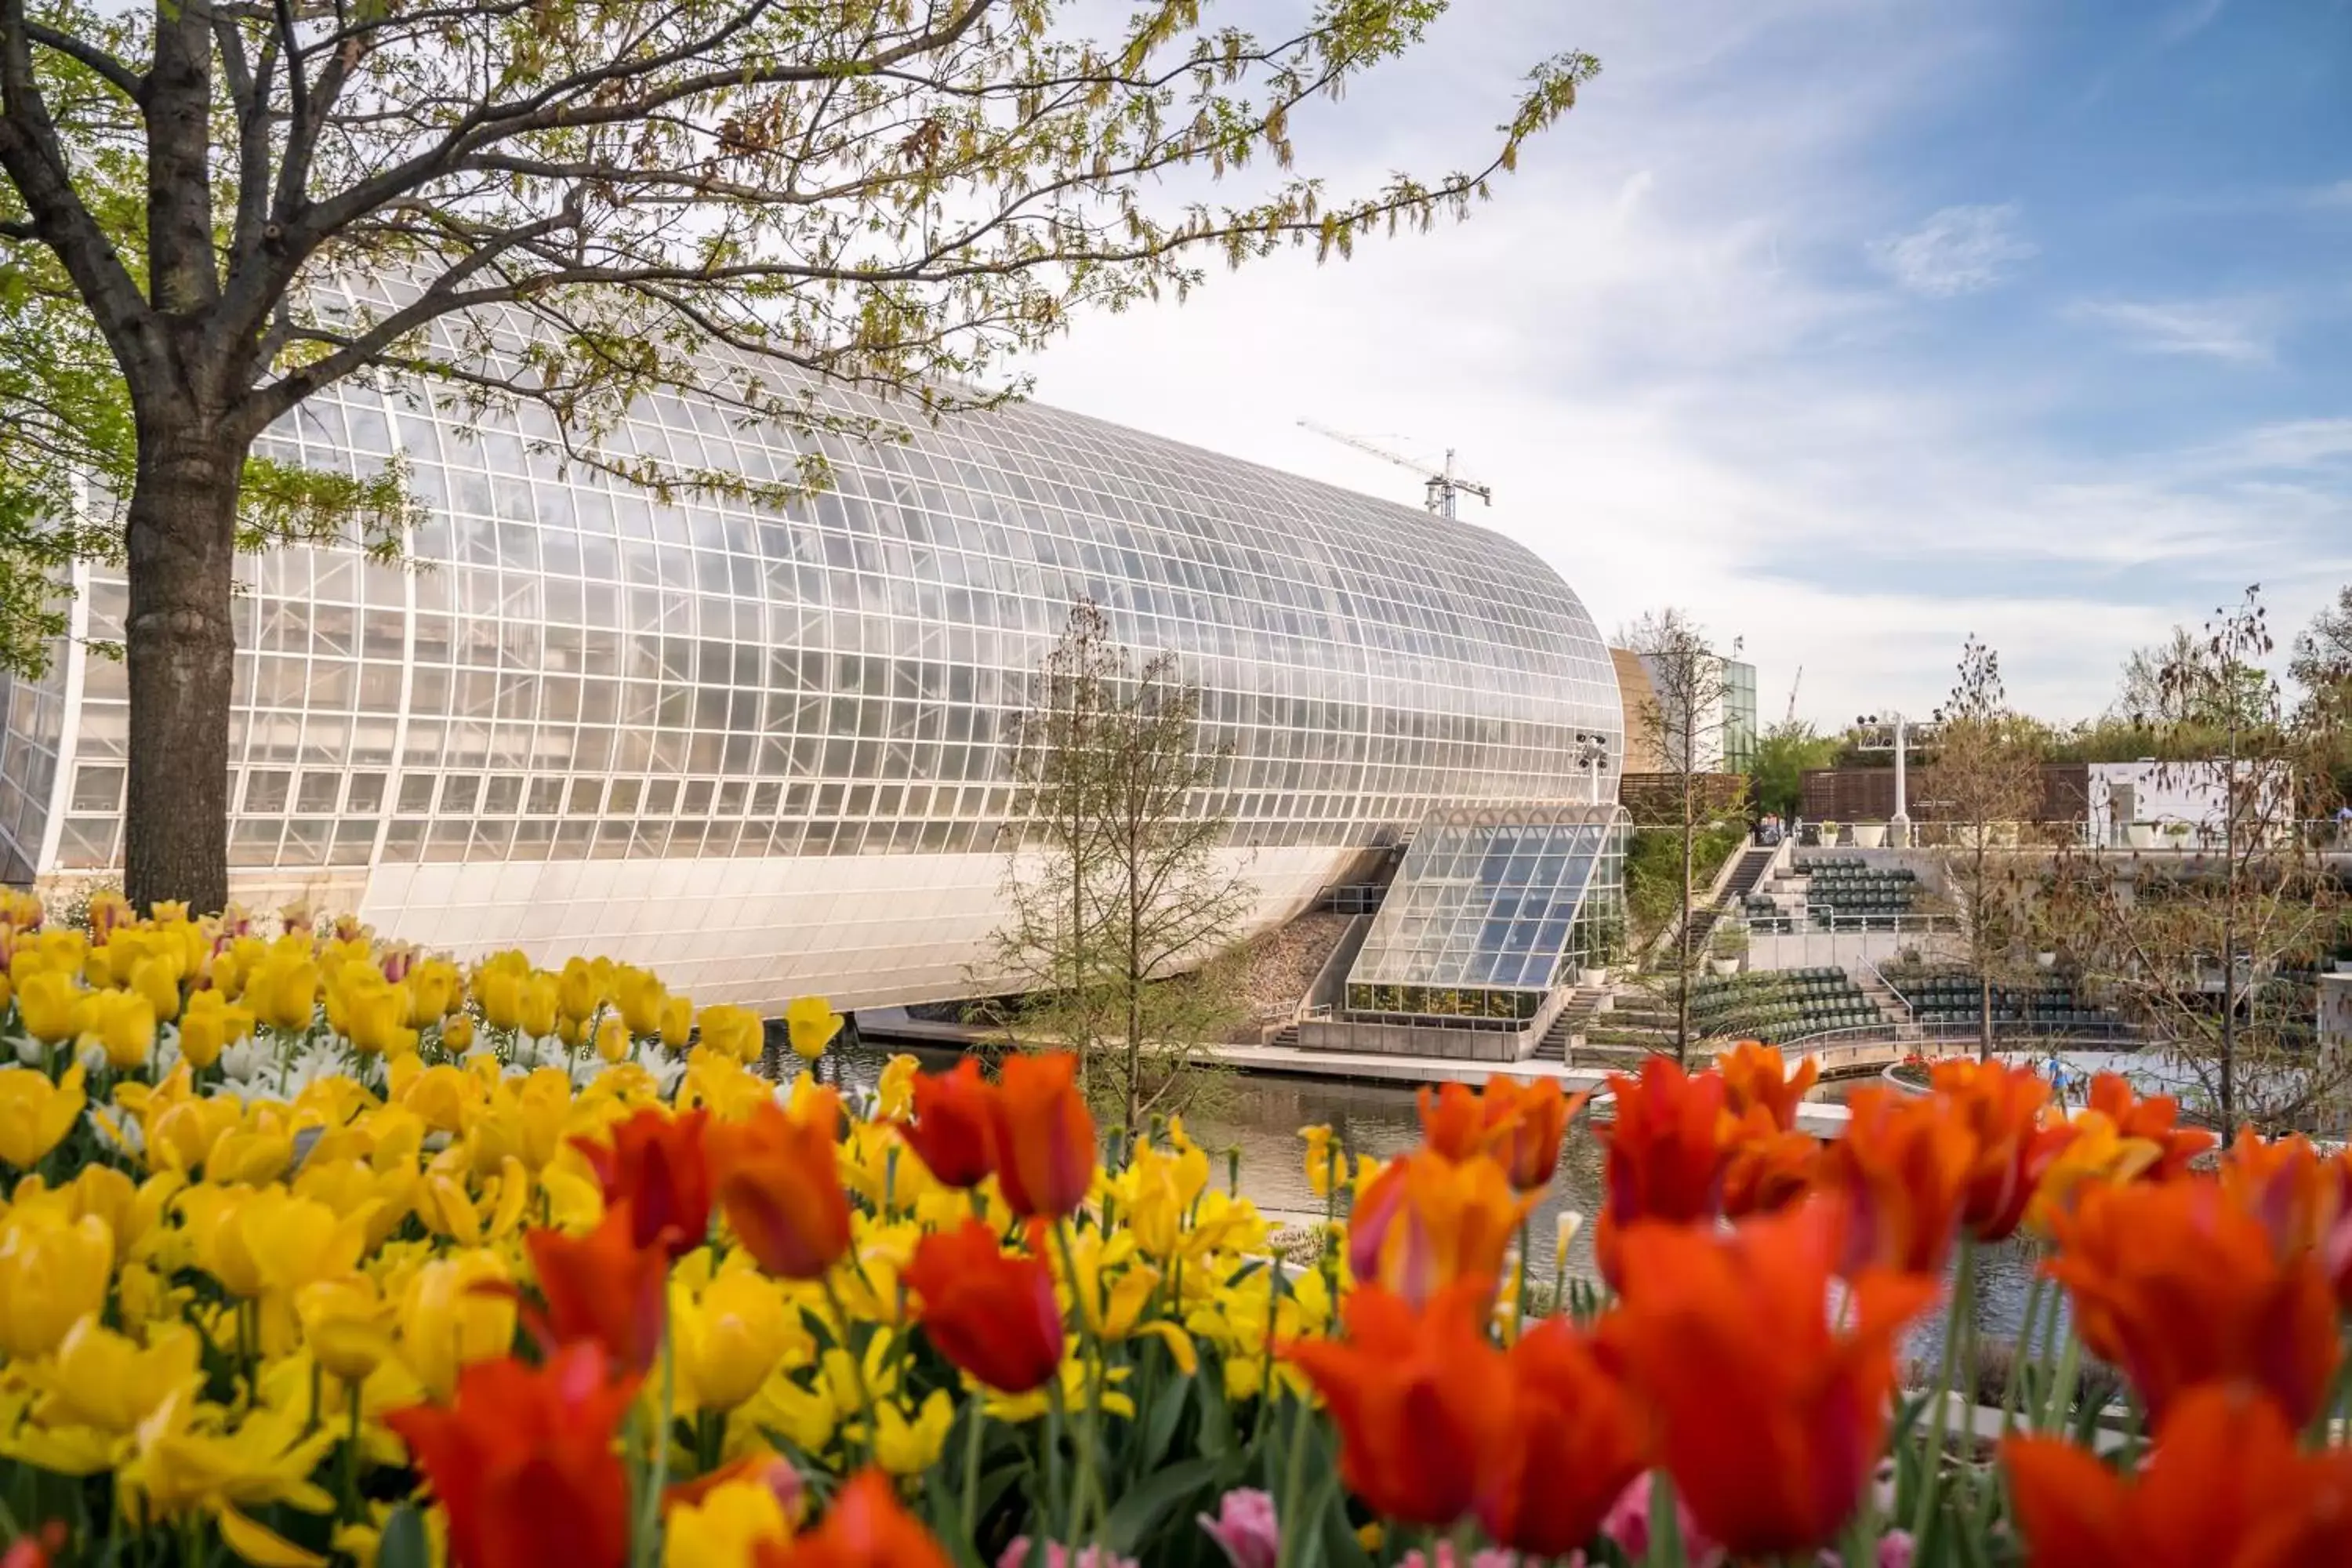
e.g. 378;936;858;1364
1198;1489;1279;1568
1602;1473;1725;1568
996;1543;1138;1568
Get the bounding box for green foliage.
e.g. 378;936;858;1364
1748;718;1840;818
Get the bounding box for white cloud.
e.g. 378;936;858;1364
1867;205;2037;298
1021;1;2341;724
2066;296;2274;363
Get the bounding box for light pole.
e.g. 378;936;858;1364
1857;712;1940;847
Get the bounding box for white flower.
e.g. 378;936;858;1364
8;1030;39;1067
218;1038;274;1084
85;1105;143;1160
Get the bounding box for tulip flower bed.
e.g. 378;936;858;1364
3;898;2352;1567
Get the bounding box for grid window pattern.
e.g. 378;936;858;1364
1;282;1622;913
1347;804;1628;1013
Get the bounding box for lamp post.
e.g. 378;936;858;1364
1857;712;1940;848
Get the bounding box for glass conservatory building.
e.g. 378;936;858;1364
0;310;1624;1010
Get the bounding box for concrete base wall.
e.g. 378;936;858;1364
1295;1016;1537;1062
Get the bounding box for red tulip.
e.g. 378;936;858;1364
1717;1041;1817;1133
572;1106;713;1258
2045;1178;2339;1428
1284;1279;1512;1529
902;1221;1062;1394
756;1468;956;1568
1593;1057;1728;1290
1601;1204;1937;1558
1480;1076;1587;1192
894;1058;996;1189
710;1090;852;1280
2085;1073;2216;1180
1476;1317;1650;1555
1930;1058;2077;1242
523;1202;668;1373
985;1054;1095;1219
2005;1383;2352;1567
1815;1087;1973;1276
387;1342;641;1568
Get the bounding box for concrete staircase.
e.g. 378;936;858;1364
1850;966;1918;1036
1653;843;1780;975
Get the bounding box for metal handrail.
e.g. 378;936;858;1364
1777;1019;2150;1052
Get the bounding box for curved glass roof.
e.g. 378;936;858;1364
2;288;1621;883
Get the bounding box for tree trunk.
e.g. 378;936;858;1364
1677;748;1693;1065
123;419;240;915
1976;838;1993;1062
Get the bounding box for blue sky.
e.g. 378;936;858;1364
1032;0;2352;726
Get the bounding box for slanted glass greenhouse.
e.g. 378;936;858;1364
0;299;1624;1010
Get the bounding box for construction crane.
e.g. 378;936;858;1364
1296;419;1493;521
1784;666;1803;724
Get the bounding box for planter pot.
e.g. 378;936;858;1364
2125;822;2157;850
1853;823;1887;849
1710;957;1740;977
2036;951;2058;970
1577;967;1607;989
1817;823;1841;847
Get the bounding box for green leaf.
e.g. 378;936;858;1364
1101;1455;1220;1555
1196;1367;1235;1461
377;1504;430;1568
1141;1370;1194;1472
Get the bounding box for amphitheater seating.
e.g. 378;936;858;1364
1882;964;2125;1033
1690;966;1884;1044
1798;855;1925;924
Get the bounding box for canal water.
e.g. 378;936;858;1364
831;1043;2048;1352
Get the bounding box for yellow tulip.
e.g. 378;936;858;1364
440;1011;476;1054
394;1062;478;1134
615;967;667;1037
17;968;86;1044
473;953;529;1033
33;1316;205;1437
594;1013;630;1064
660;993;695;1047
872;1389;955;1476
343;979;417;1058
784;995;840;1062
1300;1124;1346;1198
209;1110;296;1186
129;955;183;1023
1122;1140;1212;1261
557;957;609;1025
296;1276;397;1385
405;958;461;1025
176;989;255;1069
875;1054;919;1120
677;1271;804;1413
662;1472;793;1568
0;1208;113;1358
79;988;157;1069
397;1250;516;1400
117;1385;337;1523
146;1095;244;1175
699;1004;762;1065
293;1159;417;1249
0;1061;85;1167
247;948;321;1032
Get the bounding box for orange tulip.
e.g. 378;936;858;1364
893;1058;996;1189
902;1221;1062;1394
1416;1080;1492;1162
2085;1073;2215;1179
1720;1114;1819;1219
1717;1041;1817;1132
753;1468;954;1568
2005;1383;2352;1568
1814;1087;1973;1276
2045;1178;2339;1427
1593;1058;1729;1290
1475;1316;1651;1556
984;1053;1095;1218
1345;1149;1527;1308
572;1106;713;1258
1931;1058;2077;1241
1284;1279;1512;1529
523;1203;668;1374
710;1090;852;1281
386;1342;641;1568
1600;1204;1937;1559
2217;1128;2351;1265
1480;1076;1587;1192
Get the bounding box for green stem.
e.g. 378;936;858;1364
1043;1363;1070;1544
2000;1272;2048;1439
1911;1238;1973;1541
338;1386;363;1525
821;1273;877;1470
1050;1220;1103;1541
1271;1392;1313;1568
1514;1213;1533;1338
960;1401;986;1548
1645;1470;1682;1568
634;1309;677;1563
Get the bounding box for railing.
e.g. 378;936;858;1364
1777;1018;2151;1054
1747;913;1958;936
